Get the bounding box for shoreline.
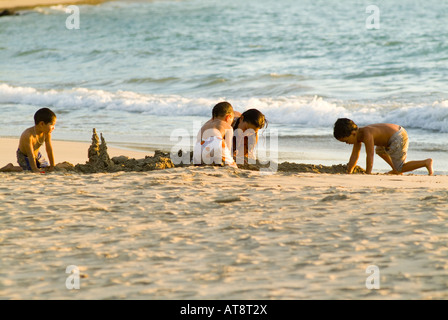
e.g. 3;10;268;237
0;0;110;12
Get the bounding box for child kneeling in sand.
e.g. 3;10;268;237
232;108;267;161
0;108;57;173
333;118;433;175
193;101;237;168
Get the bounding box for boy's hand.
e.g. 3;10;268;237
46;166;55;173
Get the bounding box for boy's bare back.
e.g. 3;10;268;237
198;118;233;141
358;123;401;147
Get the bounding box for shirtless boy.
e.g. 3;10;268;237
333;118;433;175
193;101;237;168
0;108;56;173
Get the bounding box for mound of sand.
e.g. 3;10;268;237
237;160;365;174
55;129;175;173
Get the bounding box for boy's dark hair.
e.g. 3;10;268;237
34;108;56;125
239;109;267;130
212;101;233;119
333;118;358;139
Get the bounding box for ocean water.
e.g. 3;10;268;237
1;0;447;173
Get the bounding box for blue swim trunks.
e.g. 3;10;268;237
16;149;49;171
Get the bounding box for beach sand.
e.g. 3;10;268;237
1;138;447;299
0;0;107;11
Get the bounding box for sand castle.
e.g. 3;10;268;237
87;128;100;166
85;129;114;170
68;129;175;173
75;129;114;173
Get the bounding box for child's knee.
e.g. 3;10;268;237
375;146;386;155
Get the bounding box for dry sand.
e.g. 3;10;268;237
0;0;107;11
1;138;447;299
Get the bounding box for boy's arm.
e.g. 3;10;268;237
364;134;375;174
24;139;39;173
45;133;55;170
347;142;362;174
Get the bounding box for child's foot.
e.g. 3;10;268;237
386;170;402;175
0;163;22;172
426;158;433;175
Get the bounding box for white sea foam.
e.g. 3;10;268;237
1;83;447;132
31;5;69;15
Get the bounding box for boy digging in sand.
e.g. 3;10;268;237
193;101;237;168
0;108;56;173
333;118;433;175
